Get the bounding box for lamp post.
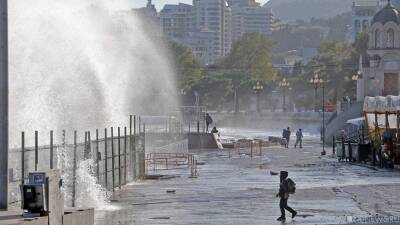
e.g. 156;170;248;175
253;81;264;113
278;78;290;112
309;74;326;155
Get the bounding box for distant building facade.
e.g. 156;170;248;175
158;0;274;65
230;0;274;41
350;0;381;42
357;1;400;101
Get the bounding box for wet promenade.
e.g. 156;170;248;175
96;138;400;225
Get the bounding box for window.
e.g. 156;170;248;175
386;28;395;48
375;29;381;48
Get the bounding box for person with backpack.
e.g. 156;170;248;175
276;171;297;222
205;113;213;132
282;127;291;148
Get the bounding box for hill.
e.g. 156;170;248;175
265;0;353;21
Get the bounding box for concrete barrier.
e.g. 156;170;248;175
188;133;218;149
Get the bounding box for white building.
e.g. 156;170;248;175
230;0;274;42
357;1;400;101
193;0;232;59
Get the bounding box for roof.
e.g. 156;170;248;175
372;1;400;25
363;95;400;113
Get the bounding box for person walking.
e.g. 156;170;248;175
205;113;213;132
294;129;303;148
276;171;297;222
284;127;291;148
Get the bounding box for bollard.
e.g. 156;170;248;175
118;127;121;189
21;132;25;185
35;131;38;171
332;135;336;156
197;121;200;133
50;130;54;169
348;141;352;162
72;131;77;207
250;141;253;158
104;128;108;189
111;127;115;191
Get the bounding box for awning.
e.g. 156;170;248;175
364;96;400;113
346;117;365;126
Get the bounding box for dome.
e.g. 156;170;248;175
372;1;400;25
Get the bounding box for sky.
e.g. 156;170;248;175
132;0;270;10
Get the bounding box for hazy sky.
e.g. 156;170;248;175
132;0;270;10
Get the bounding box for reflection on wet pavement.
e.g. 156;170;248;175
95;138;400;225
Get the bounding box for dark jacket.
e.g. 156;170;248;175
279;179;290;199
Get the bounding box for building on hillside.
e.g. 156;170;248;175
350;0;381;42
159;3;194;39
230;0;274;42
356;1;400;101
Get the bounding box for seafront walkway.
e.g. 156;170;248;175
96;137;400;225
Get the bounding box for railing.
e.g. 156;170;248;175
8;115;147;208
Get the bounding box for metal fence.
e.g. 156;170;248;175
8;115;147;208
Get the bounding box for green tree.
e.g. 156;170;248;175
167;41;203;91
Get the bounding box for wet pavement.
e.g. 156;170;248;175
95;137;400;225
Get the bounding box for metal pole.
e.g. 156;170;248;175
35;131;38;171
50;130;54;169
72;131;77;207
21;132;25;185
133;115;137;180
118;127;121;189
104;128;108;189
124;127;127;185
0;0;8;210
96;129;99;180
314;85;318;112
111;127;115;191
322;84;325;149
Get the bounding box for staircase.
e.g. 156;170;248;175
325;102;363;145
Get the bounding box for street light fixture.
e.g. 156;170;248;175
253;81;264;113
309;73;326;155
278;78;290;112
352;70;362;81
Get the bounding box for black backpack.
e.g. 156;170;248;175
287;178;296;194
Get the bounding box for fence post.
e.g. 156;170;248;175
197;121;200;133
139;116;141;134
259;141;262;157
88;131;91;160
104;128;108;190
129;115;132;182
118;127;121;189
96;129;99;180
72;130;77;207
124;127;127;185
50;130;54;169
133;115;137;180
141;124;146;179
35;131;38;171
111;127;115;191
21;132;25;185
84;131;87;158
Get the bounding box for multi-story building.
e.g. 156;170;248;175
230;0;274;42
193;0;232;59
158;0;274;65
350;0;380;42
159;3;194;39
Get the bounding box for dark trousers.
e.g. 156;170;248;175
285;138;290;148
280;198;296;218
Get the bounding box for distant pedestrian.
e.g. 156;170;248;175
211;126;219;134
282;127;291;148
205;113;213;132
294;129;303;148
276;171;297;222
